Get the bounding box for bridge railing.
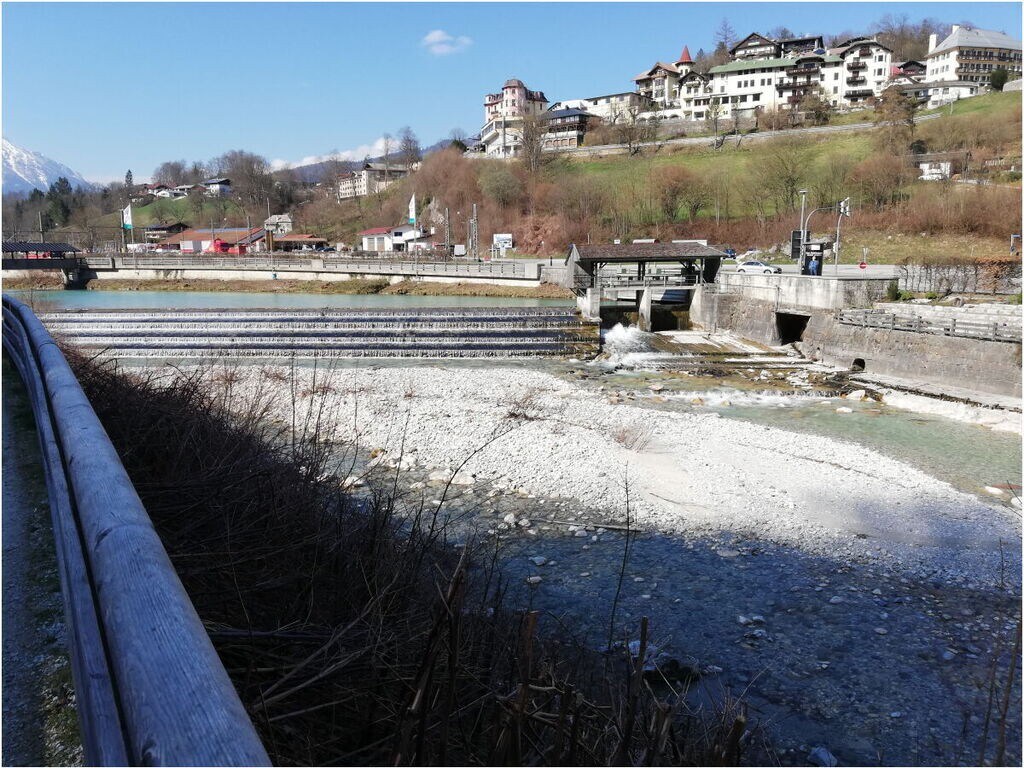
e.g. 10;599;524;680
82;254;532;278
837;308;1023;343
1;293;270;767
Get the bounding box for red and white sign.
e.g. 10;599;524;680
858;261;868;270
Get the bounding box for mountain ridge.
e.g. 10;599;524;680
3;138;94;196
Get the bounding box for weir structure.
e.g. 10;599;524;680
1;294;270;766
562;242;727;329
40;306;600;359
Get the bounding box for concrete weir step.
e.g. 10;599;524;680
43;307;599;359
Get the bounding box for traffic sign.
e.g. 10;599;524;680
858;261;867;270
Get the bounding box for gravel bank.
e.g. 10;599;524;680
212;362;1020;765
227;364;1020;587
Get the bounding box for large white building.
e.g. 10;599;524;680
923;25;1022;107
479;78;549;158
633;34;894;121
337;162;413;201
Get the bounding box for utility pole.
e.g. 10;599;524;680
468;203;479;261
444;207;451;257
38;211;44;242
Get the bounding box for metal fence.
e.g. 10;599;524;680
837;308;1022;343
1;293;270;766
896;261;1023;295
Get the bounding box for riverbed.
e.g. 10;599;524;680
7;287;1022;766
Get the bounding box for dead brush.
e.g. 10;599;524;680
299;381;336;398
612;423;655;451
503;389;544;421
259;366;290;383
67;348;764;767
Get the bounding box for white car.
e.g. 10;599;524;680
736;260;782;274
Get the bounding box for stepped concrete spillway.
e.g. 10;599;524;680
41;307;599;359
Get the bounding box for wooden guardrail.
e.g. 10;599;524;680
1;293;270;766
837;308;1022;343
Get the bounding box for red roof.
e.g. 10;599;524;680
274;233;328;242
678;46;693;64
358;227;391;236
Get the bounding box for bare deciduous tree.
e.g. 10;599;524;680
519;115;546;173
873;87;918;153
398;126;421;168
611;105;658;156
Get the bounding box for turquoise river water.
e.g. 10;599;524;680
6;288;1021;499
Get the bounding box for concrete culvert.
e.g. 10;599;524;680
775;312;809;345
852;358;866;372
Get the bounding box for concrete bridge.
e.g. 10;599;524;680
3;252;554;288
1;293;270;765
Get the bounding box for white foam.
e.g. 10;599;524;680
881;391;1023;434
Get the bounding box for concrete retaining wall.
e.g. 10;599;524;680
716;273;892;311
691;289;1022;397
803;312;1022;398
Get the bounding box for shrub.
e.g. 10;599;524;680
886;280;901;301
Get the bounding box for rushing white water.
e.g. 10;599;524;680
595;324;682;369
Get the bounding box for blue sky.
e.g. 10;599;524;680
3;2;1021;183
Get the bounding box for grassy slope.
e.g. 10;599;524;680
554;92;1021;259
91;196;244;230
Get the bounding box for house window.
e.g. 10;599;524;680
833;86;838;94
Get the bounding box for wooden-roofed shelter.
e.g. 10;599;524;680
563;241;726;295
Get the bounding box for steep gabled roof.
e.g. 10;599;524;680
634;62;679;81
676;45;693;64
730;32;774;55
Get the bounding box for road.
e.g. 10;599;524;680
560;112;943;157
511;256;899;279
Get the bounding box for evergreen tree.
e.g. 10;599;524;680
990;68;1009;91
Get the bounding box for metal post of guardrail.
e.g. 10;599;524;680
1;294;270;767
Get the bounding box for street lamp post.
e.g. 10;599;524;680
834;197;850;275
798;189;808;272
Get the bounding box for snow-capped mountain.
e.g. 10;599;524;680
3;138;94;196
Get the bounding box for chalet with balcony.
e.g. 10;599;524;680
541;108;597;150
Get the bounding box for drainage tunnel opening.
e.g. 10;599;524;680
852;358;866;372
775;312;810;345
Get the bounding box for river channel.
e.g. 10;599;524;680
12;288;1018;499
4;287;1021;766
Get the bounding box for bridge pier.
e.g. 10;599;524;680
577;288;601;322
61;267;88;290
637;287;653;332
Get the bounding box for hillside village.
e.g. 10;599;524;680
3;20;1021;259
